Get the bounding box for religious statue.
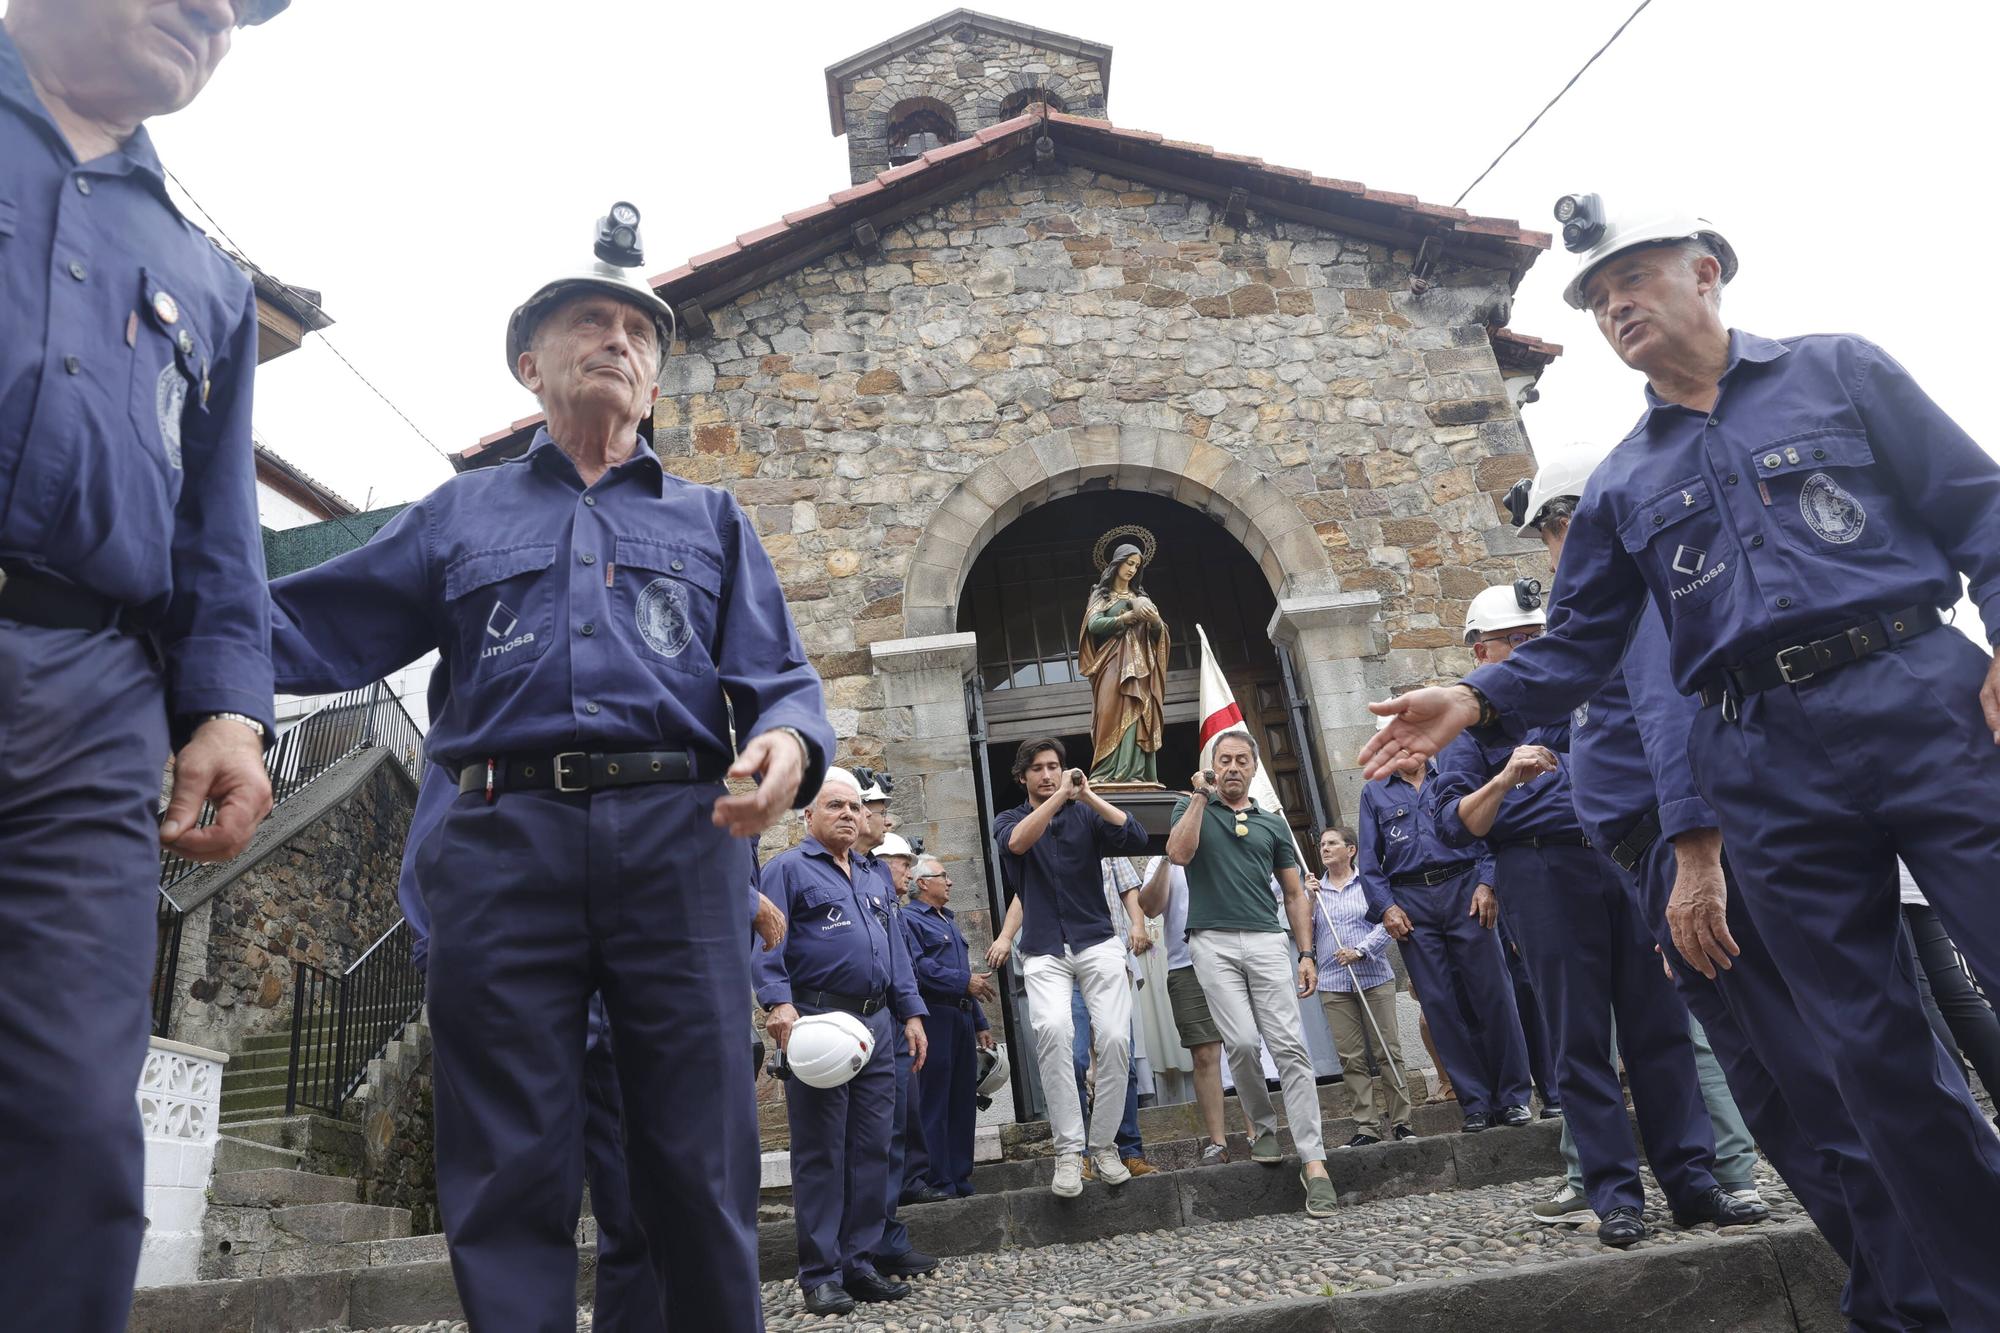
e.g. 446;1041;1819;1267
1078;526;1171;786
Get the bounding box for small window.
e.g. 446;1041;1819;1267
998;88;1067;120
886;98;959;165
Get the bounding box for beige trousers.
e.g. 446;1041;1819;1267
1319;981;1412;1137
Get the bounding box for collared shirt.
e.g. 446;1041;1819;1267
1469;330;2000;727
753;837;924;1022
269;428;832;788
1169;794;1298;933
1568;604;1716;847
901;901;989;1031
1430;721;1583;849
1154;857;1194;970
991;799;1147;957
1310;872;1393;992
1356;770;1494;921
856;849;922;1012
0;29;272;733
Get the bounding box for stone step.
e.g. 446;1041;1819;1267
211;1134;304;1176
220;1114;365;1177
211;1168;360;1208
234;1012;416;1054
200;1200;416;1281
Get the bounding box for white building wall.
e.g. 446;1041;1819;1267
275;649;439;739
134;1037;227;1288
256;479;325;532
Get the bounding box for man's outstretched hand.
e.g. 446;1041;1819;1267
1357;687;1483;780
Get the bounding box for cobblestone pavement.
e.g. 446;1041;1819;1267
330;1164;1805;1332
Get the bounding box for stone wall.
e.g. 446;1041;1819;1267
171;757;416;1055
838;25;1108;182
354;1017;438;1235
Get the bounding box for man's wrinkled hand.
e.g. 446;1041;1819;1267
1981;653;2000;745
714;730;806;837
1383;905;1415;940
969;972;997;1002
1502;745;1559;787
160;718;271;862
1469;884;1499;930
1334;947;1363;967
753;893;786;951
1358;686;1482;780
977;1029;996;1052
1129;923;1153;955
765;1003;799;1051
1666;848;1739;979
1296;955;1318;999
906;1017;929;1073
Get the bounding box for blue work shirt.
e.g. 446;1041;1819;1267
1470;331;2000;727
1356;770;1494;922
754;837;925;1022
901;901;989;1031
268;428;831;790
1429;722;1583;848
0;29;272;736
856;850;923;1012
990;800;1148;957
1568;605;1716;846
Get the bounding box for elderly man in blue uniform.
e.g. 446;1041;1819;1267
268;209;831;1333
1508;461;1949;1328
756;768;929;1316
1361;198;2000;1325
902;854;996;1197
1357;749;1531;1133
987;736;1148;1197
1429;584;1763;1246
0;3;288;1327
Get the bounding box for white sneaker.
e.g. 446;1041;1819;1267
1092;1148;1132;1186
1730;1187;1764;1207
1051;1153;1083;1197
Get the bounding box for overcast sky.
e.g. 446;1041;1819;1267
150;0;1997;598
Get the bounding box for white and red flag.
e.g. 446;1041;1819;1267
1195;624;1298;848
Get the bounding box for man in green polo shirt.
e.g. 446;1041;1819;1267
1167;731;1336;1218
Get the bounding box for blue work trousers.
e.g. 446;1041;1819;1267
1498;916;1560;1107
1391;870;1532;1116
1071;985;1142;1157
1497;842;1717;1217
0;625;168;1333
872;1022;922;1260
1629;837;1947;1331
784;1005;895;1290
917;997;980;1194
1689;628;2000;1327
582;995;666;1333
418;783;763;1333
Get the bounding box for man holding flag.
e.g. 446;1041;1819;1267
1165;629;1336;1217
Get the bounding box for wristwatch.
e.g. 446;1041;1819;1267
769;726;810;763
203;711;266;740
1297;947;1312;962
1461;683;1499;730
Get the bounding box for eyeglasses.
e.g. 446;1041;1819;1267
1477;630;1542;649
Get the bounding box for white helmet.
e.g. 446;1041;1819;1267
975;1043;1009;1098
785;1011;875;1089
1556;195;1737;311
505;202;678;386
1503;449;1601;535
1464;582;1546;644
875;832;914;860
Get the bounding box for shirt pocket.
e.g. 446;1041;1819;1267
444;543;558;679
1381;804;1415;848
125;268;207;501
1747;429;1890;555
1619;478;1737;617
797;882;855;935
614;535;722;677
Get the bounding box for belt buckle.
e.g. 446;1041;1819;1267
1774;644;1815;685
554;751;590;793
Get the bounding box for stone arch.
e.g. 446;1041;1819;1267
971;70;1096;127
853;80;972;174
902;425;1338;637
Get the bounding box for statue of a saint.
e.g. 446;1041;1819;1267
1078;528;1170;786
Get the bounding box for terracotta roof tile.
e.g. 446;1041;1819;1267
648;263;695;287
735;220;791;248
828;180;885;207
921;135;986;166
781;200;840;227
1310;176;1365;195
1159;138;1214;155
974;113;1036;144
1363;189;1420;208
686;241;742;270
1492;327;1564;359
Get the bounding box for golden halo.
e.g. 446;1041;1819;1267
1091;525;1158;571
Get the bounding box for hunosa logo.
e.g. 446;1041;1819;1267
482;601;535;659
1670;556;1729;600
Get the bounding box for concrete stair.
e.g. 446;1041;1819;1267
217;1014;417;1124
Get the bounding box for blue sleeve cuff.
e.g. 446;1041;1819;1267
1657;797;1718;843
1463;663;1531;740
1438;799;1478;849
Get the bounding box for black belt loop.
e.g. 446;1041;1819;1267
1608;809;1663;872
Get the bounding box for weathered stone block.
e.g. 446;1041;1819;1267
1005;1170;1180;1247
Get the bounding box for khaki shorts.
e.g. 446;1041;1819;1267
1167;964;1222;1048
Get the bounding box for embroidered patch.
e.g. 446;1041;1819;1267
636;576;693;658
154;362;186;469
1800;473;1866;544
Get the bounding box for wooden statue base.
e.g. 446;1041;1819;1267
1098;787;1187;856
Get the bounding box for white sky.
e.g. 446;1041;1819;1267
150;0;1998;598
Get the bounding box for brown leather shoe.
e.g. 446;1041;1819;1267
1122;1156;1157;1177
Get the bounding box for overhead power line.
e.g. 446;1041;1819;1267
162;167;456;469
1451;0;1655;209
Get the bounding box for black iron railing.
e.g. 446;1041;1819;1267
285;917;425;1117
150;891;185;1039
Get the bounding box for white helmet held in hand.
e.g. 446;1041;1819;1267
785;1011;875;1089
976;1043;1009;1099
1463;582;1547;645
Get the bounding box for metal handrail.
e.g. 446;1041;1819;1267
284;917;425;1118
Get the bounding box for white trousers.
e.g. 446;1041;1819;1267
1021;938;1132;1155
1189;928;1325;1163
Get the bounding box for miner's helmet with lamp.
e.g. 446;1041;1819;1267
504;201;678;387
1553;192;1738;311
1502;450;1599;536
1463;581;1547;646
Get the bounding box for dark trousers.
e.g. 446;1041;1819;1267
1689;629;2000;1327
1497;843;1717;1217
1392;869;1532;1115
918;1000;980;1194
583;996;666;1333
1498;917;1560;1106
1627;839;1946;1331
1905;901;2000;1097
784;1006;895;1289
899;1028;934;1199
872;1024;920;1260
0;626;168;1333
419;784;763;1332
1071;984;1143;1157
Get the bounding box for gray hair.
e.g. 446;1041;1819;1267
916;856;946;879
1675;239;1725;310
1213;731;1260;764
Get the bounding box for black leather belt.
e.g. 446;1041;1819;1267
457;747;713;796
795;987;889;1017
1607;810;1662;873
1493;834;1593;851
921;991;974;1012
1698;603;1940;711
1390;861;1476;888
0;564;133;634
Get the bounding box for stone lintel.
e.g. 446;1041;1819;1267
1267;590;1384;645
870;632;979;680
